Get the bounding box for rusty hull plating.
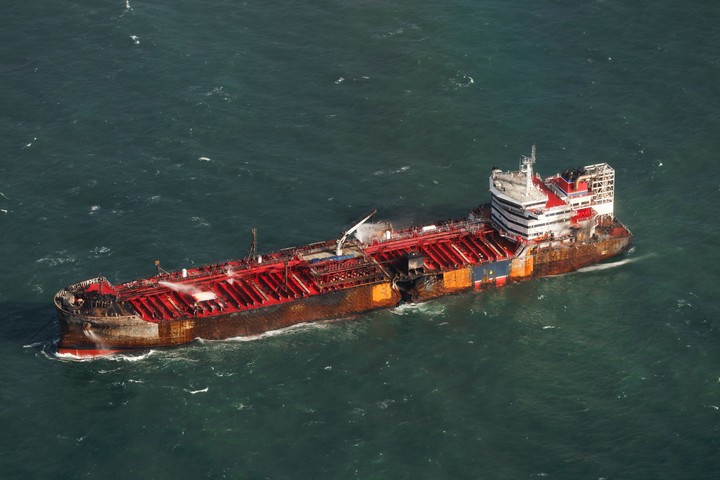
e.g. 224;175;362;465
54;150;632;357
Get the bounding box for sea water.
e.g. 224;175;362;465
1;1;719;478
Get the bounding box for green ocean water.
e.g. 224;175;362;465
2;0;720;478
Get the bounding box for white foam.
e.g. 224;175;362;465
107;350;157;362
372;24;420;39
191;216;210;227
92;245;111;256
46;346;156;362
198;156;211;161
22;137;37;149
130;35;140;45
450;73;474;88
36;253;76;267
185;387;209;394
377;398;395;409
199;321;330;344
556;252;650;277
676;299;692;310
576;257;635;273
97;368;122;374
391;302;446;316
54;351;97;362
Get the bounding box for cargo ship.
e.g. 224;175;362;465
54;147;631;357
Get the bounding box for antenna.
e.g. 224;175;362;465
336;209;377;256
521;145;536;194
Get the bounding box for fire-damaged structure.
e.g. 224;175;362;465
54;147;631;356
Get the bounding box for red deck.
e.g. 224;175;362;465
116;219;518;323
532;176;567;209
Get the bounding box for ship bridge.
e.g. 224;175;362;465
489;147;615;241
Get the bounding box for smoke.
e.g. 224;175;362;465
159;281;199;295
354;223;390;243
159;281;217;301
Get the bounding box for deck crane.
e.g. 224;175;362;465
336;209;377;256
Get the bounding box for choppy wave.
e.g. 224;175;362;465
372;24;420;39
449;72;474;88
36;252;77;267
184;387;209;394
372;165;411;176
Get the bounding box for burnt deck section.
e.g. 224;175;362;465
54;215;631;356
110;218;518;324
364;222;516;275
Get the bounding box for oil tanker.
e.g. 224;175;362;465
54;147;631;357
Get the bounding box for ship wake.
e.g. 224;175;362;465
198;321;333;344
391;302;446;317
50;349;157;363
576;252;650;273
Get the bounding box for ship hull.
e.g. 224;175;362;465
55;231;631;357
57;281;402;355
510;232;632;281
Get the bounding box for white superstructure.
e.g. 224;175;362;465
489;147;615;241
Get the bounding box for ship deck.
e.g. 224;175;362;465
114;218;518;323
